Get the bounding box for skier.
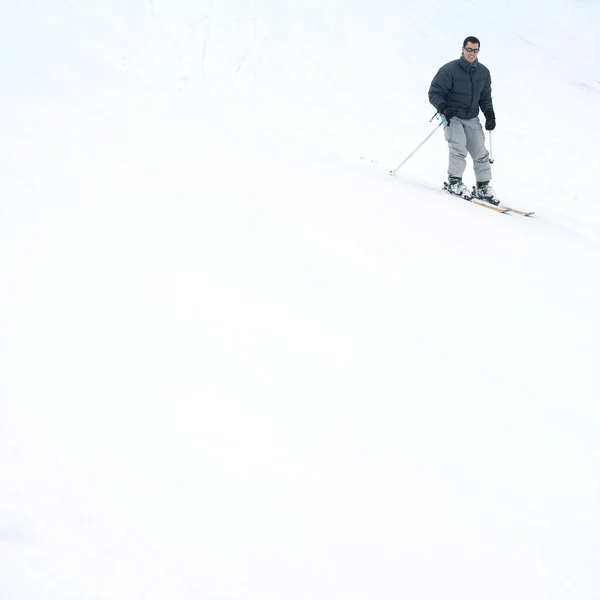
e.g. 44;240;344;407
429;36;497;203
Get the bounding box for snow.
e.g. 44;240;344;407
1;1;600;599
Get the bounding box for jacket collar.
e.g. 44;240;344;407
459;55;478;71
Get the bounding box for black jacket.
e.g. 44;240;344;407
429;56;494;119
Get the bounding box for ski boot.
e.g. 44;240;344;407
444;176;472;200
473;181;499;205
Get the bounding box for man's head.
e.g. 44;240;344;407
462;36;480;63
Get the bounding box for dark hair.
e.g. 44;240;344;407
463;36;480;48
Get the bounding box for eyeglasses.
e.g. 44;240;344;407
464;47;480;53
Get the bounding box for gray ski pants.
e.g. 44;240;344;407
444;116;491;182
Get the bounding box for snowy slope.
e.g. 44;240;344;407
1;2;600;600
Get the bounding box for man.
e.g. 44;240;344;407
429;36;497;203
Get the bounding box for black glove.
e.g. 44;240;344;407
484;110;496;131
438;102;457;124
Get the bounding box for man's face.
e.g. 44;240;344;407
462;42;480;63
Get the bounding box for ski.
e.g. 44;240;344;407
494;204;535;217
443;182;509;214
442;183;534;217
470;198;511;214
471;186;535;217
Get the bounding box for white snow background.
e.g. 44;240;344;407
1;1;600;599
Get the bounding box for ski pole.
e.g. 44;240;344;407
489;131;494;164
390;116;446;176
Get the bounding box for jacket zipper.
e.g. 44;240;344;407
469;69;475;109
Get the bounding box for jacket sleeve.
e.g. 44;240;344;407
479;72;494;114
428;66;452;111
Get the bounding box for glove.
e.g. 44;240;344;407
438;102;457;124
484;110;496;131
